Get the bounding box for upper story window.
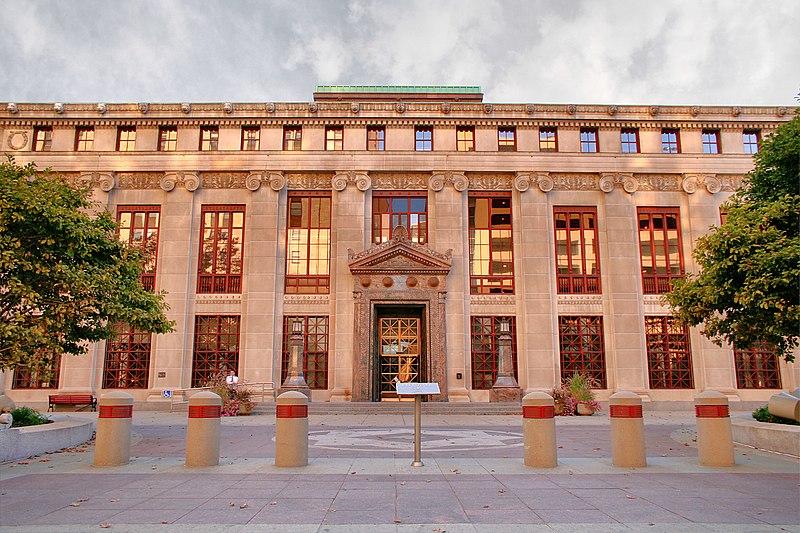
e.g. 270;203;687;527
415;126;433;151
372;193;427;245
554;206;600;294
498;127;516;152
367;126;385;151
33;127;52;152
158;126;177;151
702;129;720;154
469;194;514;294
539;127;557;152
283;126;302;151
456;126;475;152
117;126;136;152
661;129;680;153
286;194;331;294
743;130;760;154
620;128;639;153
325;126;343;151
200;126;219;151
117;206;160;292
75;126;94;151
241;126;260;151
580;128;598;153
638;207;683;294
199;206;245;294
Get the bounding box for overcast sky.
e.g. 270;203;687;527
2;0;798;106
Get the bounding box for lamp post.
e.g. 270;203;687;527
490;318;521;402
280;318;310;398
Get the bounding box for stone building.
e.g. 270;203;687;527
1;86;796;406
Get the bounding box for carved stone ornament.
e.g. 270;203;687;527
332;171;371;192
682;174;701;194
7;103;18;114
54;103;65;114
246;171;286;192
6;130;28;150
138;102;149;114
202;172;248;189
308;102;319;113
265;102;276;113
469;174;512;191
514;173;532;192
441;102;451;114
160;171;200;192
395;102;406;113
77;171;115;191
181;103;191;114
690;106;700;117
116;172;162;189
351;102;360;113
537;173;554;192
567;104;577;115
732;106;742;117
348;225;452;276
483;104;493;114
599;173;616;193
649;105;659;116
607;105;617;116
777;106;788;116
223;102;233;114
371;173;428;190
286;173;332;190
622;174;639;194
97;103;107;115
429;172;468;192
704;174;721;194
98;172;117;192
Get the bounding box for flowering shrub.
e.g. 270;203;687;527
203;371;253;417
551;373;601;416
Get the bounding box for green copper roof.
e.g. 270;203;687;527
315;85;482;94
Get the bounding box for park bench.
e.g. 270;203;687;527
48;394;97;412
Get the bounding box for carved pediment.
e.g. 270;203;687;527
349;226;452;275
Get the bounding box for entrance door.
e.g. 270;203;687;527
379;317;421;400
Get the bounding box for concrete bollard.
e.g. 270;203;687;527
695;391;735;467
275;391;308;467
609;391;646;468
185;391;221;467
522;392;557;468
768;392;800;422
94;391;134;467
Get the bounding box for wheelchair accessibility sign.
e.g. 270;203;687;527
162;390;172;399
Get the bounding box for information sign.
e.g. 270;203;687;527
396;382;440;396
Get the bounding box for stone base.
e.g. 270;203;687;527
278;386;311;400
489;387;521;403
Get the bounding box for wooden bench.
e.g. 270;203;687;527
48;394;97;412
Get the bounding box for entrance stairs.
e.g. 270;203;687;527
253;402;522;415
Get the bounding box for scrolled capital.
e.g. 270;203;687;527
514;173;532;192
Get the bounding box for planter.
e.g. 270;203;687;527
238;403;253;416
576;403;595;416
554;401;565;416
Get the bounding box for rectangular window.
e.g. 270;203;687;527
558;316;606;388
75;126;94;151
734;341;781;389
554;207;600;294
117;206;160;292
367;126;385;151
281;316;329;389
539;127;558;151
192;315;240;387
33;126;52;151
13;356;61;389
286;194;331;294
103;323;151;389
661;129;680;153
283;126;302;151
158;126;177;151
580;128;598;153
498;127;516;152
241;126;260;151
469;194;514;294
470;316;517;390
415;126;433;151
325;126;344;151
743;130;760;155
200;126;219;151
456;126;475;152
198;206;245;294
372;192;427;244
645;316;693;389
620;128;639;153
116;126;136;151
702;129;720;154
638;207;683;294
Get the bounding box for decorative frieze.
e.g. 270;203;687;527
635;174;682;192
196;294;242;306
202;172;248;189
557;294;604;314
468;173;513;191
470;295;516;306
332;171;371;192
371;173;428;190
551;173;598;191
283;294;329;305
642;294;669;315
286;172;332;190
117;172;162;190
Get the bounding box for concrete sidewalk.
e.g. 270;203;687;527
1;411;798;531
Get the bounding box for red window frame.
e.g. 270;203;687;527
158;126;177;151
241;126;260;151
469;194;514;294
621;128;639;153
372;191;428;245
415;126;433;151
103;323;151;389
645;316;693;389
498;127;516;152
198;205;245;294
325;126;344;151
734;341;782;389
554;207;600;294
13;356;60;389
117;206;160;292
637;207;683;294
470;316;518;390
191;315;240;387
285;193;331;294
743;130;760;155
702;129;720;154
558;316;607;388
580;128;598;153
116;126;136;151
283;126;302;151
281;316;330;389
75;126;94;151
367;126;385;151
661;129;680;153
33;126;52;151
456;126;475;152
539;127;558;151
200;126;219;151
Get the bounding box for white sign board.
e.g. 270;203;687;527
161;390;172;399
396;382;440;396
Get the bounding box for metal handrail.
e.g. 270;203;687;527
168;381;277;411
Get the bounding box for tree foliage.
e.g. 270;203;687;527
0;158;174;371
664;115;800;361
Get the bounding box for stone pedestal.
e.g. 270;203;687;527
279;320;310;399
490;321;521;403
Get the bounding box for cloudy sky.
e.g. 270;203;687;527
2;0;798;106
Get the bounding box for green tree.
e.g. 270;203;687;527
0;158;174;372
664;115;800;362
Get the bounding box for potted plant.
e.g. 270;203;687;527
564;372;601;416
204;371;253;416
550;385;569;416
233;385;254;415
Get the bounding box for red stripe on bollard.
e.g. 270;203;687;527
610;405;643;418
522;405;554;419
695;404;730;418
98;405;133;419
276;405;308;419
188;405;221;418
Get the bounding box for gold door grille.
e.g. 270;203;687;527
379;318;420;397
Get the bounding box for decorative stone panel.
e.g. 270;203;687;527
286;173;332;190
202;172;249;189
429;172;468;192
371;173;429;190
332;171;371;192
161;171;200;192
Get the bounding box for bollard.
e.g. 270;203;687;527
522;392;557;468
94;391;134;467
275;391;308;467
185;391;221;467
609;391;646;468
768;392;800;422
695;391;734;467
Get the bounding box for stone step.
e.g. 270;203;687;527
253;402;522;415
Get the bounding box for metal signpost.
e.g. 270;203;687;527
396;382;440;466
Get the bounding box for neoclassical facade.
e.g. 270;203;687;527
1;86;796;406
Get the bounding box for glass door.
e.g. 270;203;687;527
379;317;420;400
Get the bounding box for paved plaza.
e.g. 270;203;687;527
1;409;798;532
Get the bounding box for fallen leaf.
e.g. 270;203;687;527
270;501;277;505
69;502;81;507
77;498;89;503
557;446;563;449
393;520;402;523
99;523;111;528
482;505;489;509
329;509;336;512
425;479;432;483
498;489;506;493
161;521;168;524
38;459;50;463
109;499;120;503
239;503;248;509
229;502;235;507
17;462;28;465
626;495;637;499
350;471;356;474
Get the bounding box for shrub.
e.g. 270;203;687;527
752;405;799;426
10;406;51;427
